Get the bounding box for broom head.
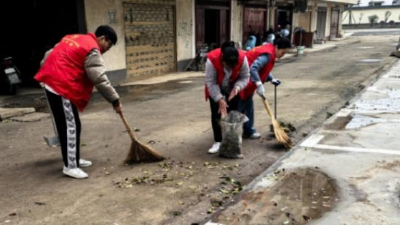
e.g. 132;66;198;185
271;119;293;149
124;139;165;164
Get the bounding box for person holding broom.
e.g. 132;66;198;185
35;25;122;179
205;41;250;154
238;37;291;139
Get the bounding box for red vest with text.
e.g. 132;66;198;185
204;48;246;100
35;33;100;111
239;43;276;100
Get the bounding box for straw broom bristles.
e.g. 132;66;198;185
119;112;165;164
261;96;293;149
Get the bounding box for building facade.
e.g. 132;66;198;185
0;0;357;87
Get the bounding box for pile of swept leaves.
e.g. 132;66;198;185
114;160;241;188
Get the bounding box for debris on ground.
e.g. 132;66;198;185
213;168;337;225
113;160;242;189
34;202;46;206
279;121;296;134
205;176;243;214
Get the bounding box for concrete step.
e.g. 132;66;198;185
11;112;50;122
0;107;35;121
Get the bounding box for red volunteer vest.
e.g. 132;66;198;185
204;48;246;100
35;33;101;111
239;43;276;100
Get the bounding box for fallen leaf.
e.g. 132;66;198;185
172;211;181;216
303;215;311;221
34;202;46;206
220;188;230;194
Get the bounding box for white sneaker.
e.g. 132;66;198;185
63;166;89;179
79;159;92;168
208;142;221;154
249;132;261;139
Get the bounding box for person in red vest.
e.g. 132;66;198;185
35;25;121;179
239;37;291;139
205;41;250;154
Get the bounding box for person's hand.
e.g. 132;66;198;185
228;86;240;101
113;103;122;114
218;98;228;116
256;81;265;97
271;79;281;86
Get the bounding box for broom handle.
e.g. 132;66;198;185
118;111;138;141
274;85;277;120
261;96;276;120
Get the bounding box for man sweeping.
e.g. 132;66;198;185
205;41;250;154
239;37;291;139
35;25;121;179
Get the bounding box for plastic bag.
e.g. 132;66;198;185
219;110;249;159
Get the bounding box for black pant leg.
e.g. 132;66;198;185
209;98;222;142
46;90;81;168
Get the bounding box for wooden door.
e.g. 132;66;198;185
243;8;266;45
195;8;205;51
219;9;229;45
330;9;339;38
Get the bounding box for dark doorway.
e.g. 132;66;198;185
276;6;293;41
195;0;230;52
205;9;220;47
0;0;86;87
316;7;327;40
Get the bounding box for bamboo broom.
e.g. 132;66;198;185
260;96;293;149
118;111;165;164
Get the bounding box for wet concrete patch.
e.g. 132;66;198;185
324;115;352;130
359;59;383;63
178;80;193;84
345;114;388;129
211;168;338;225
354;99;400;112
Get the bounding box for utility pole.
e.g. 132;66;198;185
348;5;352;25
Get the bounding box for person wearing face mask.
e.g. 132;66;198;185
35;25;121;179
239;37;291;139
204;41;250;154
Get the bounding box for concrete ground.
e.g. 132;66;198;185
206;35;400;224
0;33;399;225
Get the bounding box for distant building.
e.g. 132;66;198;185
343;0;400;27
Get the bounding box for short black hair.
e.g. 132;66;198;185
273;36;291;49
221;41;239;67
95;25;118;45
